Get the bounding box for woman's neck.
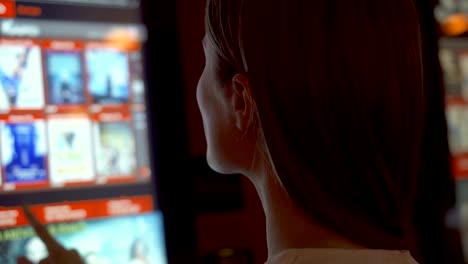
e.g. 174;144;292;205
249;163;365;259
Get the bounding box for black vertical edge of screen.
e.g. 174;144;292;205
141;1;198;263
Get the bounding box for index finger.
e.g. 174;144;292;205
22;205;65;254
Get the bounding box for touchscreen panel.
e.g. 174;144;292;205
0;1;168;263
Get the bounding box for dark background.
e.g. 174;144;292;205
143;0;268;262
142;0;267;263
176;0;267;262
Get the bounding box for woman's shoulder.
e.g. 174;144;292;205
267;248;419;264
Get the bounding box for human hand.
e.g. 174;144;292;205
16;206;85;264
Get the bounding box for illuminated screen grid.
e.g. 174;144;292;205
0;38;151;192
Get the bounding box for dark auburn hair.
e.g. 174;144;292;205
206;0;426;259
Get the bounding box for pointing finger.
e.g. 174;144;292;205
22;205;65;255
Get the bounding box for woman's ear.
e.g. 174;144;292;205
231;74;254;136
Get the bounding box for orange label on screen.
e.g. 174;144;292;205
454;155;468;179
17;4;42;17
0;1;16;18
43;40;84;50
0;195;154;228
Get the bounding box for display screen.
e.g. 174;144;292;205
0;1;168;263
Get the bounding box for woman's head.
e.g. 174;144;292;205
198;0;423;254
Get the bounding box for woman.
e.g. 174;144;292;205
197;0;449;263
18;0;459;263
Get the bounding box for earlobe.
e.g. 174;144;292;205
231;74;254;135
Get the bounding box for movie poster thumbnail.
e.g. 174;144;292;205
440;49;461;96
0;43;45;111
47;116;94;186
459;53;468;100
86;49;130;105
446;104;468;154
93;121;136;179
45;50;85;105
0;121;47;184
129;52;145;104
0;213;167;264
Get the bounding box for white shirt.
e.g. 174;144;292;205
267;249;419;264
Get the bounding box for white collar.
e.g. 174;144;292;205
268;248;419;264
